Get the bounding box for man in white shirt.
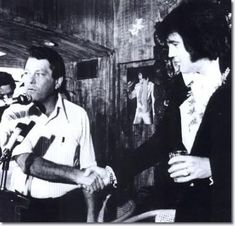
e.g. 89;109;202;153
0;46;104;222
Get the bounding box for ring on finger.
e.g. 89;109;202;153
183;168;190;176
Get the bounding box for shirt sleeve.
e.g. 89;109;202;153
79;110;97;169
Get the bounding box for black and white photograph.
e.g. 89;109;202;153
0;0;232;223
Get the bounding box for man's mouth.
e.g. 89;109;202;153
172;60;180;66
27;88;36;91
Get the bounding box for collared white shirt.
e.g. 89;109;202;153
180;73;222;153
0;94;96;198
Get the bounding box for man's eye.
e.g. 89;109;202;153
168;42;178;47
36;72;45;76
172;43;178;47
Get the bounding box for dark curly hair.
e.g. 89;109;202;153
0;72;16;91
155;0;231;66
26;46;66;92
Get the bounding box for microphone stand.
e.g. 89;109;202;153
0;120;35;191
0;148;12;191
0;148;29;222
0;121;35;222
0;129;22;191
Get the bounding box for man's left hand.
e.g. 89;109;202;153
168;155;211;183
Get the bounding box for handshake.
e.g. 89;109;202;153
77;166;116;193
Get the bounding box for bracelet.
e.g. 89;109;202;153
105;166;117;188
209;176;214;186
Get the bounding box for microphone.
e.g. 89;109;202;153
0;121;36;161
0;94;32;108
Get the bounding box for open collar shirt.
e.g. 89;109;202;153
180;73;223;153
0;94;96;198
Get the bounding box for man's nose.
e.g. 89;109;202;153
27;73;36;84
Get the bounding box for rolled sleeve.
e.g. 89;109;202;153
79;111;97;169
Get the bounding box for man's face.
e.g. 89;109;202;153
0;84;13;100
167;32;197;74
23;57;56;103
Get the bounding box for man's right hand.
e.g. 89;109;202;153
77;170;105;193
84;166;110;186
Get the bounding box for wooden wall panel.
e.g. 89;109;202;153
114;0;179;63
0;0;114;49
66;56;116;165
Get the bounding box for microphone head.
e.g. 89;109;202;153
18;94;32;105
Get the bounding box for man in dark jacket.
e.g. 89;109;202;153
85;0;231;222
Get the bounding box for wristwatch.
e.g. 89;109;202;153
105;166;117;188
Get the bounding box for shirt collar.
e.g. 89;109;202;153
182;72;222;98
28;93;69;123
49;93;69;122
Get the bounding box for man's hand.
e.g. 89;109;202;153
168;155;211;183
76;170;105;193
84;166;110;186
127;81;135;91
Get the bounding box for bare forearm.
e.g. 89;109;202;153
83;190;97;222
14;153;83;185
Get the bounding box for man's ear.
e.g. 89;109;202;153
55;77;64;90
